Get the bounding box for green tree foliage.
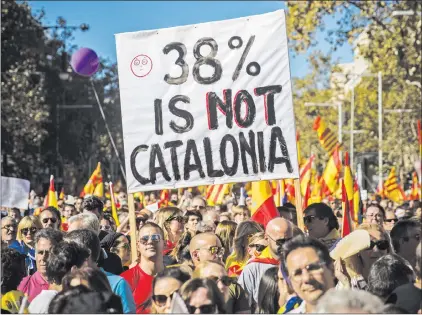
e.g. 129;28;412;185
287;0;421;182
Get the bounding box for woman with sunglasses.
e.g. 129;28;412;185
9;215;42;275
246;232;268;260
193;261;250;314
225;221;264;277
155;207;184;255
150;267;191;313
180;278;226;314
331;223;392;290
100;232;131;271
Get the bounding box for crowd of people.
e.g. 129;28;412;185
1;190;421;314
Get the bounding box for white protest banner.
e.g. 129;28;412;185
1;176;30;209
116;10;299;193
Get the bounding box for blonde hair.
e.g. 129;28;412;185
231;205;249;216
192;260;226;279
215;221;237;261
155;207;183;241
219;212;232;220
247;232;265;246
16;215;42;242
357;222;393;253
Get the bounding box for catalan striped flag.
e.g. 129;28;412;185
109;182;120;226
46;175;58;209
300;155;315;196
206;184;230;205
251;181;279;227
313;116;341;155
384;167;406;203
321;145;342;197
80;162;103;197
285;179;296;204
310;175;323;204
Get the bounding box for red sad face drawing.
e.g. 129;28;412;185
130;55;153;77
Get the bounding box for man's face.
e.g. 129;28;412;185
286;247;335;306
304;210;329;239
193;235;223;264
62;205;74;219
189;198;206;211
1;217;17;242
36;238;52;277
383;212;397;232
398;227;421;268
40;210;60;229
266;224;293;257
186;215;201;233
365;206;384;225
138;226;164;259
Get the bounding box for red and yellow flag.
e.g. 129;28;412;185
384;167;406;203
409;172;420;200
46;175;58;209
206;184;230;206
109;182;120;226
321;146;342;196
341;178;354;238
285;179;296;204
300;155;315;196
310;175;323;205
159;189;170;208
59;187;65;200
313;116;341;155
353;178;360;222
93;182;104;198
251;181;279;227
81;162;102;197
273;180;286;207
343;152;355;232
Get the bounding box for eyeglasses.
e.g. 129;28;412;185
42;217;57;224
100;225;112;231
248;244;267;252
304;215;323;225
152;292;175;306
136;217;147;225
187;304;216;314
21;227;38;235
368;240;389;251
289;261;326;282
365;213;383;219
167;216;184;223
36;250;50;256
208;275;233;287
139;234;161;245
2;224;17;231
114;243;130;250
267;235;292;247
197;246;225;257
384;218;398;223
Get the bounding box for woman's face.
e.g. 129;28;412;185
247;238;268;258
201;264;230;301
113;235;131;266
153;277;182;314
365;206;384;225
167;215;184;235
21;224;38;246
360;229;389;279
188;287;216;314
234;211;248;224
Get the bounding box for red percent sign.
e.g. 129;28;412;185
130;54;153;78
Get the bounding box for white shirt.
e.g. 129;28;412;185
28;289;58;313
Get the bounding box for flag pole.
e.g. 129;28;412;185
128;193;138;263
294;178;305;231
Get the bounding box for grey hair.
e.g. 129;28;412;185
1;216;17;224
34;228;63;248
315;289;385;314
67;212;100;233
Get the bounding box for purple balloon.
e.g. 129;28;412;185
70;47;99;77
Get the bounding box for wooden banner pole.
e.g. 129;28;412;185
294;178;305;231
128;193;138;263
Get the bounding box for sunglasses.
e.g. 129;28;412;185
369;240;389;251
42;217;57;224
2;224;17;231
139;234;161;245
304;215;323;224
187;304;216;314
36;250;50;256
152;292;175;306
167;216;184;223
208;275;232;287
136;217;147;224
384;218;398;223
249;244;267;252
100;225;112;231
268;235;292;247
198;246;225;256
21;227;38;235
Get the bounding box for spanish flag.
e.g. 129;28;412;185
313;116;341;155
409;172;420;200
225;253;247;277
59;187;65;200
93;181;104;198
321;145;341;196
46;175;58;209
342;152;354;237
81;162;102;197
384;167;406;203
353;178;361;223
310;175;323;205
251;181;279;227
273;180;286;207
109;182;120;226
159;189;170;208
285;179;296;204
